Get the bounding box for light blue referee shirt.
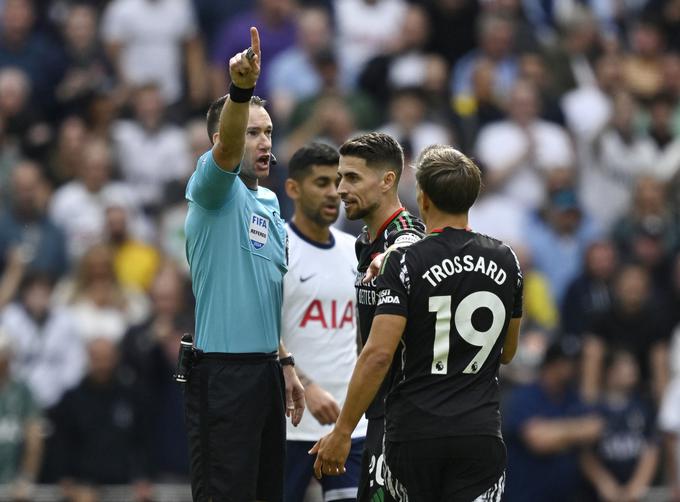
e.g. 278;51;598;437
185;150;288;353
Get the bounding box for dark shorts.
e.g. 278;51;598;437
284;437;364;502
357;418;392;502
184;353;285;502
385;435;506;502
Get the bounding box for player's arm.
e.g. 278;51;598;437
500;318;521;364
211;27;261;172
501;246;523;364
279;341;305;426
310;313;405;478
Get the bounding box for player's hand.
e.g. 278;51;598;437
309;429;350;479
229;27;261;89
283;365;305;426
363;252;384;284
306;383;341;425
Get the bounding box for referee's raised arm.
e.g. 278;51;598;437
212;27;261;172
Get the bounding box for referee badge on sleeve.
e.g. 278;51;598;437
249;214;269;250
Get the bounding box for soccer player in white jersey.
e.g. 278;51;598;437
282;143;368;502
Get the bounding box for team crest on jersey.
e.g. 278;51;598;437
249;214;269;249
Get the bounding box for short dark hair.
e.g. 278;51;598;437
339;132;403;183
415;145;481;214
288;142;339;180
206;95;267;143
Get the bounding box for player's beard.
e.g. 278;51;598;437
345;199;379;221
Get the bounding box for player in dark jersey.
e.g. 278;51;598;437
335;132;424;501
311;145;522;502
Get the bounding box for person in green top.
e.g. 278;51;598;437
0;329;42;500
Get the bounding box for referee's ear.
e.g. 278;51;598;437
285;178;300;201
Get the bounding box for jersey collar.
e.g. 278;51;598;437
430;226;472;235
368;207;405;242
289;221;335;249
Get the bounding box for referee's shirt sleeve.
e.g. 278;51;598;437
186;150;241;210
374;249;409;318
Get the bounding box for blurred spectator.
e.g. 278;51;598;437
54;3;114;118
660;52;680;134
112;83;191;214
210;0;296;100
611;177;678;289
192;0;250;51
51;337;151;501
121;265;192;479
503;340;604;502
283;49;376;160
452;58;506;152
562;53;621;145
561;241;618;337
581;348;659;502
0;67;52;160
421;0;479;68
378;87;452;212
46;115;87;187
105;205;160;292
475;79;575;210
53;243;150;343
623;18;666;99
335;0;408;87
101;0;206;107
358;4;447;109
379;87;452;162
582;264;671;403
542;7;601;97
268;5;334;123
49;139;148;261
158;119;210;274
647;92;680;182
514;245;560;333
586;91;657;231
0;161;68;280
451;13;519;108
659;342;680;502
0;0;63;110
524;179;600;305
0;329;43;501
0;272;85;410
517;51;566;125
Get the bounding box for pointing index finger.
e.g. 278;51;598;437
250;27;261;59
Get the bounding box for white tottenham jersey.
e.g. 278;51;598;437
282;222;368;441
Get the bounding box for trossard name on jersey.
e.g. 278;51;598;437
422;254;508;287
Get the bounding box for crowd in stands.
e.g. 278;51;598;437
0;0;679;500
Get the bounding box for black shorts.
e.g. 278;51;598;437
184;353;285;502
357;417;392;502
385;435;506;502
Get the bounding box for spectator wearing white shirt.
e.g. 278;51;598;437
335;0;408;87
112;83;191;214
0;273;85;409
49;139;150;261
475;79;575;210
101;0;206;106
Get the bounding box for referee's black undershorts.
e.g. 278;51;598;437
184;352;285;502
385;435;506;502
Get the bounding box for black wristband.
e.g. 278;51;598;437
229;83;254;103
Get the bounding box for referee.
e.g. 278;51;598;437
312;145;523;501
183;27;305;502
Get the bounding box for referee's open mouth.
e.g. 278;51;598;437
255;154;271;170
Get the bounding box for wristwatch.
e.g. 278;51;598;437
280;354;295;367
